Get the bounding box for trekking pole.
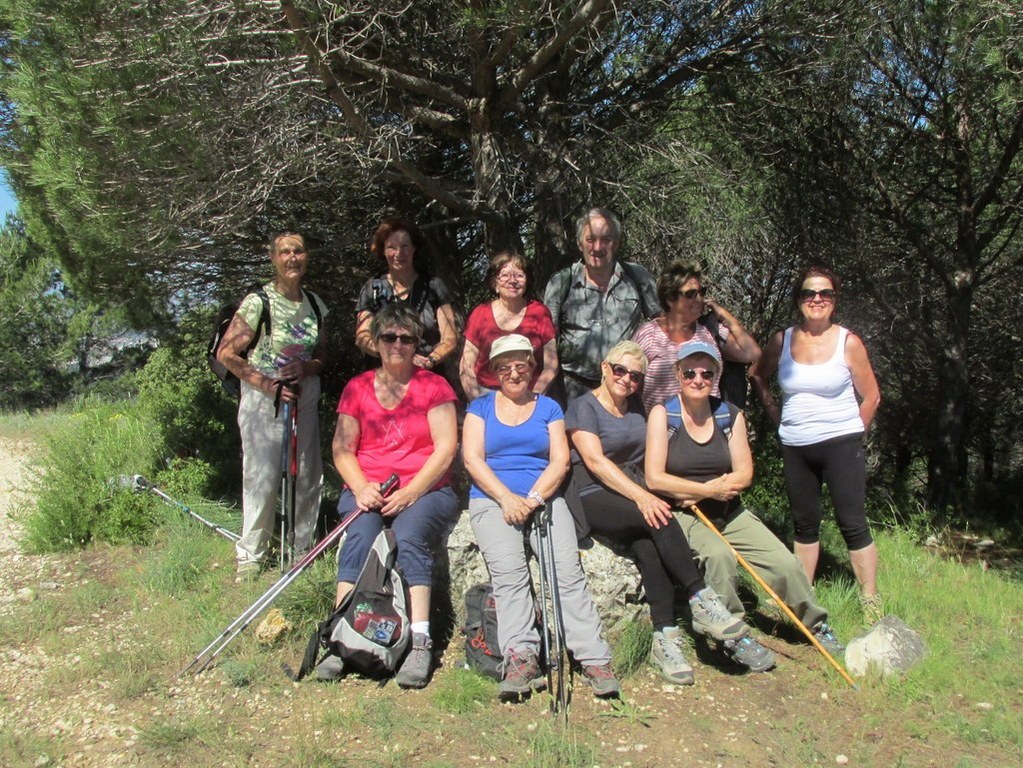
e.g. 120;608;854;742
180;474;399;677
689;504;858;689
279;400;293;572
533;503;568;716
128;475;241;544
287;401;298;561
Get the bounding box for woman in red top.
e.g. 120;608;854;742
459;251;558;400
332;302;459;688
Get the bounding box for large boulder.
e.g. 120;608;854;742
444;512;647;631
844;615;928;677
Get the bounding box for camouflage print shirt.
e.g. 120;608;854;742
543;260;659;384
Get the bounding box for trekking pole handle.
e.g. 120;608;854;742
379;473;399;497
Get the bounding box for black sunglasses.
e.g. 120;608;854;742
680;368;716;382
799;288;836;303
377;332;418;345
677;286;708;300
609;362;645;385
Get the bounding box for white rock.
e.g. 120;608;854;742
836;755;849;765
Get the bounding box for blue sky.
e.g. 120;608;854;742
0;171;17;220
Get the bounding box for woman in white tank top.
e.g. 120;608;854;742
749;266;883;625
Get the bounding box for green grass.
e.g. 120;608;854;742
0;725;67;768
431;666;495;713
610;612;653;676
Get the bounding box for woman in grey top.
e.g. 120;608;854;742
565;340;749;685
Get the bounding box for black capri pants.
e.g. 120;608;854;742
780;433;873;551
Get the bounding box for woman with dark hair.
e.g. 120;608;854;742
749;265;883;624
332;302;459;688
459;251;558;400
354;216;458;372
217;232;327;580
632;260;759;413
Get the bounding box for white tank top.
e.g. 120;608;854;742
778;326;863;446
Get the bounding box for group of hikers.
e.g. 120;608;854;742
215;206;882;699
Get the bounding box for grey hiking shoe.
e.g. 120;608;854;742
582;663;621;698
723;636;776;673
812;623;845;656
395;632;433;689
649;627;695;685
860;593;885;627
234;561;261;583
499;650;545;701
315;654;344;681
690;588;748;641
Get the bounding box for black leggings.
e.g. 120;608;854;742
580;488;705;629
781;433;873;551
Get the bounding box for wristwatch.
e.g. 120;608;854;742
526;490;544;506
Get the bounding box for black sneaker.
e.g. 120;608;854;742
723;636;776;672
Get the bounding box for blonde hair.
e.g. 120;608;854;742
605;340;648;372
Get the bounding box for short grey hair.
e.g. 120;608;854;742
575;207;621;243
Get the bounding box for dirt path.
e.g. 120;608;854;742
0;437;1013;767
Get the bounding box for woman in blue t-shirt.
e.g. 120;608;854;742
462;334;618;702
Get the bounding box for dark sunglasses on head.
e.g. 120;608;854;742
677;286;708;300
609;362;645;385
680;368;716;382
799;288;836;302
377;332;418;345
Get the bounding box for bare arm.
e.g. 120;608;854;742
355;310;378;357
846;333;881;431
571;428;672;527
459;339;483;401
532;338;559;394
332;413;385;511
749;331;783;426
706;299;761;364
217;314;296;401
415;303;458;368
380;401;458;516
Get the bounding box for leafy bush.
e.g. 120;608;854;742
22;400;166;552
135;310;241;495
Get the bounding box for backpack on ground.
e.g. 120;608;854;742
462;582;503;680
292;529;411;680
207;286;322;399
664;394;738;440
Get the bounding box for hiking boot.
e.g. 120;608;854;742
395;632;433;689
499;650;545;702
234;561;260;583
582;663;621;698
860;593;885;627
723;636;776;673
649;627;695;686
812;623;845;656
315;654;344;681
690;588;748;641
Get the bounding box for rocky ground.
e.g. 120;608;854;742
0;437;1014;767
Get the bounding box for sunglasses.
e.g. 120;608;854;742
609;362;645;385
680;368;716;382
496;362;532;377
377;332;418;346
799;288;836;303
677;286;708;300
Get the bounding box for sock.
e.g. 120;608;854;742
411;621;430;636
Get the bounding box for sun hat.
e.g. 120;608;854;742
489;333;534;361
676;339;722;367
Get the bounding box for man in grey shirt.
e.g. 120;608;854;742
544;208;659;404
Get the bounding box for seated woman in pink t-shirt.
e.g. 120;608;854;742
459;251;558;401
332;302;459;689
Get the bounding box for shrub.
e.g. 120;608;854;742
22;400;166;552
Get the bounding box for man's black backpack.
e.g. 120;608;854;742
207;287;322;399
291;529;411;680
462;582;503;680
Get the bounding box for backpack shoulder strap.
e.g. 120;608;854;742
301;288;324;331
619;261;657;319
664;394;684;437
247;287;271;353
710;396;738;440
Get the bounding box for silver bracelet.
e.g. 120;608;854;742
526;490;544;505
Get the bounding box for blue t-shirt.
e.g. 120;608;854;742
467;392;564;499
